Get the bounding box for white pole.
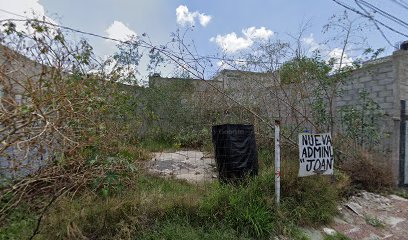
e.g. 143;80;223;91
274;120;281;207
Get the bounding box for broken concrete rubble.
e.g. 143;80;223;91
330;190;408;240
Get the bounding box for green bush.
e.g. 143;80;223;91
174;127;211;149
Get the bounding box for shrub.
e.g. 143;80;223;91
174;127;211;149
339;150;394;191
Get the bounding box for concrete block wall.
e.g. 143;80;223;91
0;45;55;180
332;50;408;183
148;49;408;184
0;45;44;98
334;57;397;152
149;71;315;141
1;46;34;178
335;57;397;116
391;50;408;184
394;51;408;100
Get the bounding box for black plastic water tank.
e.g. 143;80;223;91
212;124;258;183
401;41;408;50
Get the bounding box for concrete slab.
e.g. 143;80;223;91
147;150;216;183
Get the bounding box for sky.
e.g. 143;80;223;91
0;0;407;79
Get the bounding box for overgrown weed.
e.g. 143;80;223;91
339;149;394;192
0;204;36;240
365;215;385;228
1;142;349;239
29;152;342;239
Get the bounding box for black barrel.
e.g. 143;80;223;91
401;40;408;50
212;124;258;183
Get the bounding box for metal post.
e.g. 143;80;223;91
274;120;281;207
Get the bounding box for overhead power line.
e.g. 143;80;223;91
331;0;408;42
354;0;394;47
0;8;27;19
0;10;289;137
356;0;408;29
0;8;284;66
390;0;408;12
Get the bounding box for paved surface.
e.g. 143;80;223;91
147;150;216;183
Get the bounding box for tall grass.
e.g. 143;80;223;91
1;146;346;239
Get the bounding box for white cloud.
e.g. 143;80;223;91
242;27;273;40
302;33;321;52
328;48;353;68
302;34;354;69
198;14;212;27
105;20;136;41
210;33;253;53
0;0;46;19
210;26;274;53
0;0;57;31
216;60;230;70
176;5;195;26
176;5;212;27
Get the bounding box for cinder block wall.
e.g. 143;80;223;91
334;56;398;154
395;50;408;100
394;50;408;183
335;57;397;115
149;50;408;184
333;50;408;183
0;45;48;179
